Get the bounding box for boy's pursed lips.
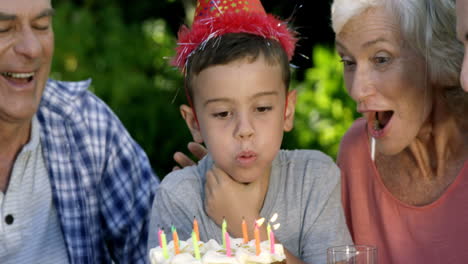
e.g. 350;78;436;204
236;150;258;166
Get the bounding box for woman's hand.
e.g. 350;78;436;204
172;142;208;170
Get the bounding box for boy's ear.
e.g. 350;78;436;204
180;104;204;143
283;89;297;132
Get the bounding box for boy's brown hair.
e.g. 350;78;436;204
185;33;291;104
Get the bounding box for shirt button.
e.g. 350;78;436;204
5;214;14;225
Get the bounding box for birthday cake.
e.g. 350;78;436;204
149;237;286;264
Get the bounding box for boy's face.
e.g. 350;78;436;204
181;55;296;183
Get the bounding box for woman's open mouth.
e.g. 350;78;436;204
370;110;394;137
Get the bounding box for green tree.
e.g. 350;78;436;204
283;46;358;159
51;2;192;177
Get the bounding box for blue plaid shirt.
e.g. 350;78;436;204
36;79;159;263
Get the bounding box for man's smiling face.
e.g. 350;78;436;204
0;0;54;125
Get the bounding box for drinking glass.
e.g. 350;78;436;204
327;245;377;264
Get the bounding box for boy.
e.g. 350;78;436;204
149;0;351;263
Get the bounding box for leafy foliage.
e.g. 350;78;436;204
51;2;191;177
283;46;358;159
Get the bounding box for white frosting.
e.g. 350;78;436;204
150;237;285;264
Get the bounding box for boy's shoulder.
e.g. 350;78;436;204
275;149;340;186
277;149;335;168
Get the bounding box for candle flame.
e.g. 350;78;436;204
270;213;278;223
273;223;280;230
256;217;265;227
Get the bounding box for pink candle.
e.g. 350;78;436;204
158;228;163;247
270;230;275;254
225;231;232;257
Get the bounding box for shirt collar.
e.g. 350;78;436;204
21;115;41;153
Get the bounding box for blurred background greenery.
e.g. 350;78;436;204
50;0;358;178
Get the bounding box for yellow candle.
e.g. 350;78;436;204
267;223;271;243
222;218;227;249
242;218;249;243
192;231;201;259
161;229;169;259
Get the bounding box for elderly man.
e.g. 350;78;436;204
457;0;468;92
0;0;158;263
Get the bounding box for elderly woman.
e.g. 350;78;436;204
333;0;468;263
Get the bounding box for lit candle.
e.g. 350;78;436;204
161;229;169;259
270;230;275;254
222;218;227;249
242;217;249;243
172;225;180;255
193;216;200;241
225;231;232;257
256;218;265;227
254;222;261;256
192;231;201;259
158;228;163;247
267;223;271;243
270;213;278;223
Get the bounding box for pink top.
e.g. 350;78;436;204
338;118;468;264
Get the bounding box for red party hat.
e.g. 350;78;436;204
195;0;267;18
173;0;297;71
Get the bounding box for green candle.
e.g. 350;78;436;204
222;218;227;249
192;231;201;259
267;223;271;243
161;229;169;259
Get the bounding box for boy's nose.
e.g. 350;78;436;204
238;129;254;139
234;114;254;140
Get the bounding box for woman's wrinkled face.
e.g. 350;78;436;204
335;7;432;156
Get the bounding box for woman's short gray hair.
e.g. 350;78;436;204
331;0;463;87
